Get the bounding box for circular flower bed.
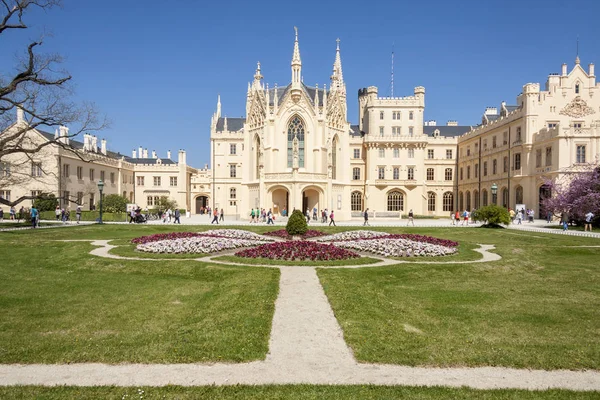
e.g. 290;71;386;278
235;241;360;261
132;229;275;254
263;229;327;240
318;230;458;257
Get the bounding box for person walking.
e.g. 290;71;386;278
267;209;274;224
211;208;219;224
328;210;336;226
129;208;136;223
585;211;594;232
174;208;181;224
9;206;15;220
517;209;523;224
76;205;82;224
0;208;3;221
55;205;61;221
219;208;224;222
18;206;24;222
363;208;370;226
407;209;415;226
451;211;455;225
30;205;38;229
546;210;553;223
250;208;256;223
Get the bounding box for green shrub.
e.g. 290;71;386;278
286;209;308;236
102;194;128;213
33;194;58;212
475;204;511;227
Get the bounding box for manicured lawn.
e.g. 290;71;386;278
0;225;279;363
0;385;597;399
318;227;600;370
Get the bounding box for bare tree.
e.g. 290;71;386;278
0;0;106;207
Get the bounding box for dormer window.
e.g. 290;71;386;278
575;83;580;94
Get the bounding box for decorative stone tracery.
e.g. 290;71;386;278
559;96;595;118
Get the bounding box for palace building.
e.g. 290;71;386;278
2;30;599;220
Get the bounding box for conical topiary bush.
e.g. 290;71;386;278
286;209;308;236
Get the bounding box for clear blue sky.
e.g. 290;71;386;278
3;0;599;167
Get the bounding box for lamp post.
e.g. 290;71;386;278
97;179;104;224
491;182;498;205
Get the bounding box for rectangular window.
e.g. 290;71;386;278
548;123;557;129
31;162;42;177
378;167;385;180
76;166;83;180
353;149;360;159
573;123;582;129
100;170;105;181
62;191;70;207
483;161;488;176
446;149;453;159
89;168;95;181
137;176;145;186
409;126;414;136
89;193;95;210
353;167;361;180
492;159;497;174
170;176;178;186
514;153;521;170
407;167;414;180
393;167;399;180
153;176;161;186
428;149;434;159
122;174;127;183
576;145;586;163
230;164;237;178
536;149;542;168
0;162;10;177
0;190;10;201
503;131;508;145
378;148;385;158
467;165;471;179
467;147;471;156
492;136;497;148
62;164;70;178
460;167;463;180
76;192;83;205
110;172;115;184
516;127;522;142
408;148;414;158
545;147;552;166
445;168;452;181
230;188;237;199
392;126;396;135
409;111;414;120
483;139;487;149
393;148;399;158
426;168;434;181
475;163;479;178
230;144;236;155
379;126;384;136
380;111;384;120
147;196;153;206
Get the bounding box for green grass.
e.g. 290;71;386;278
318;227;600;370
214;255;382;266
0;226;279;363
0;385;597;399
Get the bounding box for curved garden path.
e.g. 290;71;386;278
1;240;599;391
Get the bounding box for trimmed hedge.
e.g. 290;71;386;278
40;210;129;222
286;209;308;236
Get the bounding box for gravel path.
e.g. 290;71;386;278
1;240;599;391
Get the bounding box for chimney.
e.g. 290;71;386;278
101;139;107;155
167;150;171;159
590;63;595;77
132;149;137;158
139;146;143;158
91;135;98;152
152;150;157;159
447;120;458;126
204;163;208;170
484;107;497;116
562;63;568;76
425;120;437;126
143;148;148;158
59;126;69;145
16;107;24;123
178;149;186;165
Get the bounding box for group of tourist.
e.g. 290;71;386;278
451;209;473;226
249;208;274;224
0;206;25;222
210;208;224;224
305;208;336;226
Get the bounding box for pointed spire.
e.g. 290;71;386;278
291;27;302;87
254;61;263;82
575;36;580;65
223;116;228;131
331;38;344;91
274;83;279;110
314;83;319;105
216;95;221;118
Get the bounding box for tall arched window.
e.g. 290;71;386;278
515;186;523;205
443;192;453;211
427;192;436;211
387;191;404;211
351;191;363;211
458;191;464;210
502;188;508;208
474;190;480;209
575;83;580;94
332;137;338;179
482;189;488;206
255;136;261;179
466;190;471;210
287;116;305;168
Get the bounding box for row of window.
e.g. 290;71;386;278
135;176;178;187
379;126;414;136
374;148;453;159
464;128;523;157
350;191;454;212
380;111;414;120
351;167;452;181
460;153;521;180
457;186;526;210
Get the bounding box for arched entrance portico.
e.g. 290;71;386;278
539;184;552;218
195;195;209;214
302;186;323;216
270;187;289;216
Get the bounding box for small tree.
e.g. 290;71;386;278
33;194;58;211
102;194;128;213
286;209;308;236
476;204;511;227
156;196;178;211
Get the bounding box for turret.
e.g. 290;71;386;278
290;27;302;102
330;38;345;94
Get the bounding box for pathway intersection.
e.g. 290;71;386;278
1;236;599;391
